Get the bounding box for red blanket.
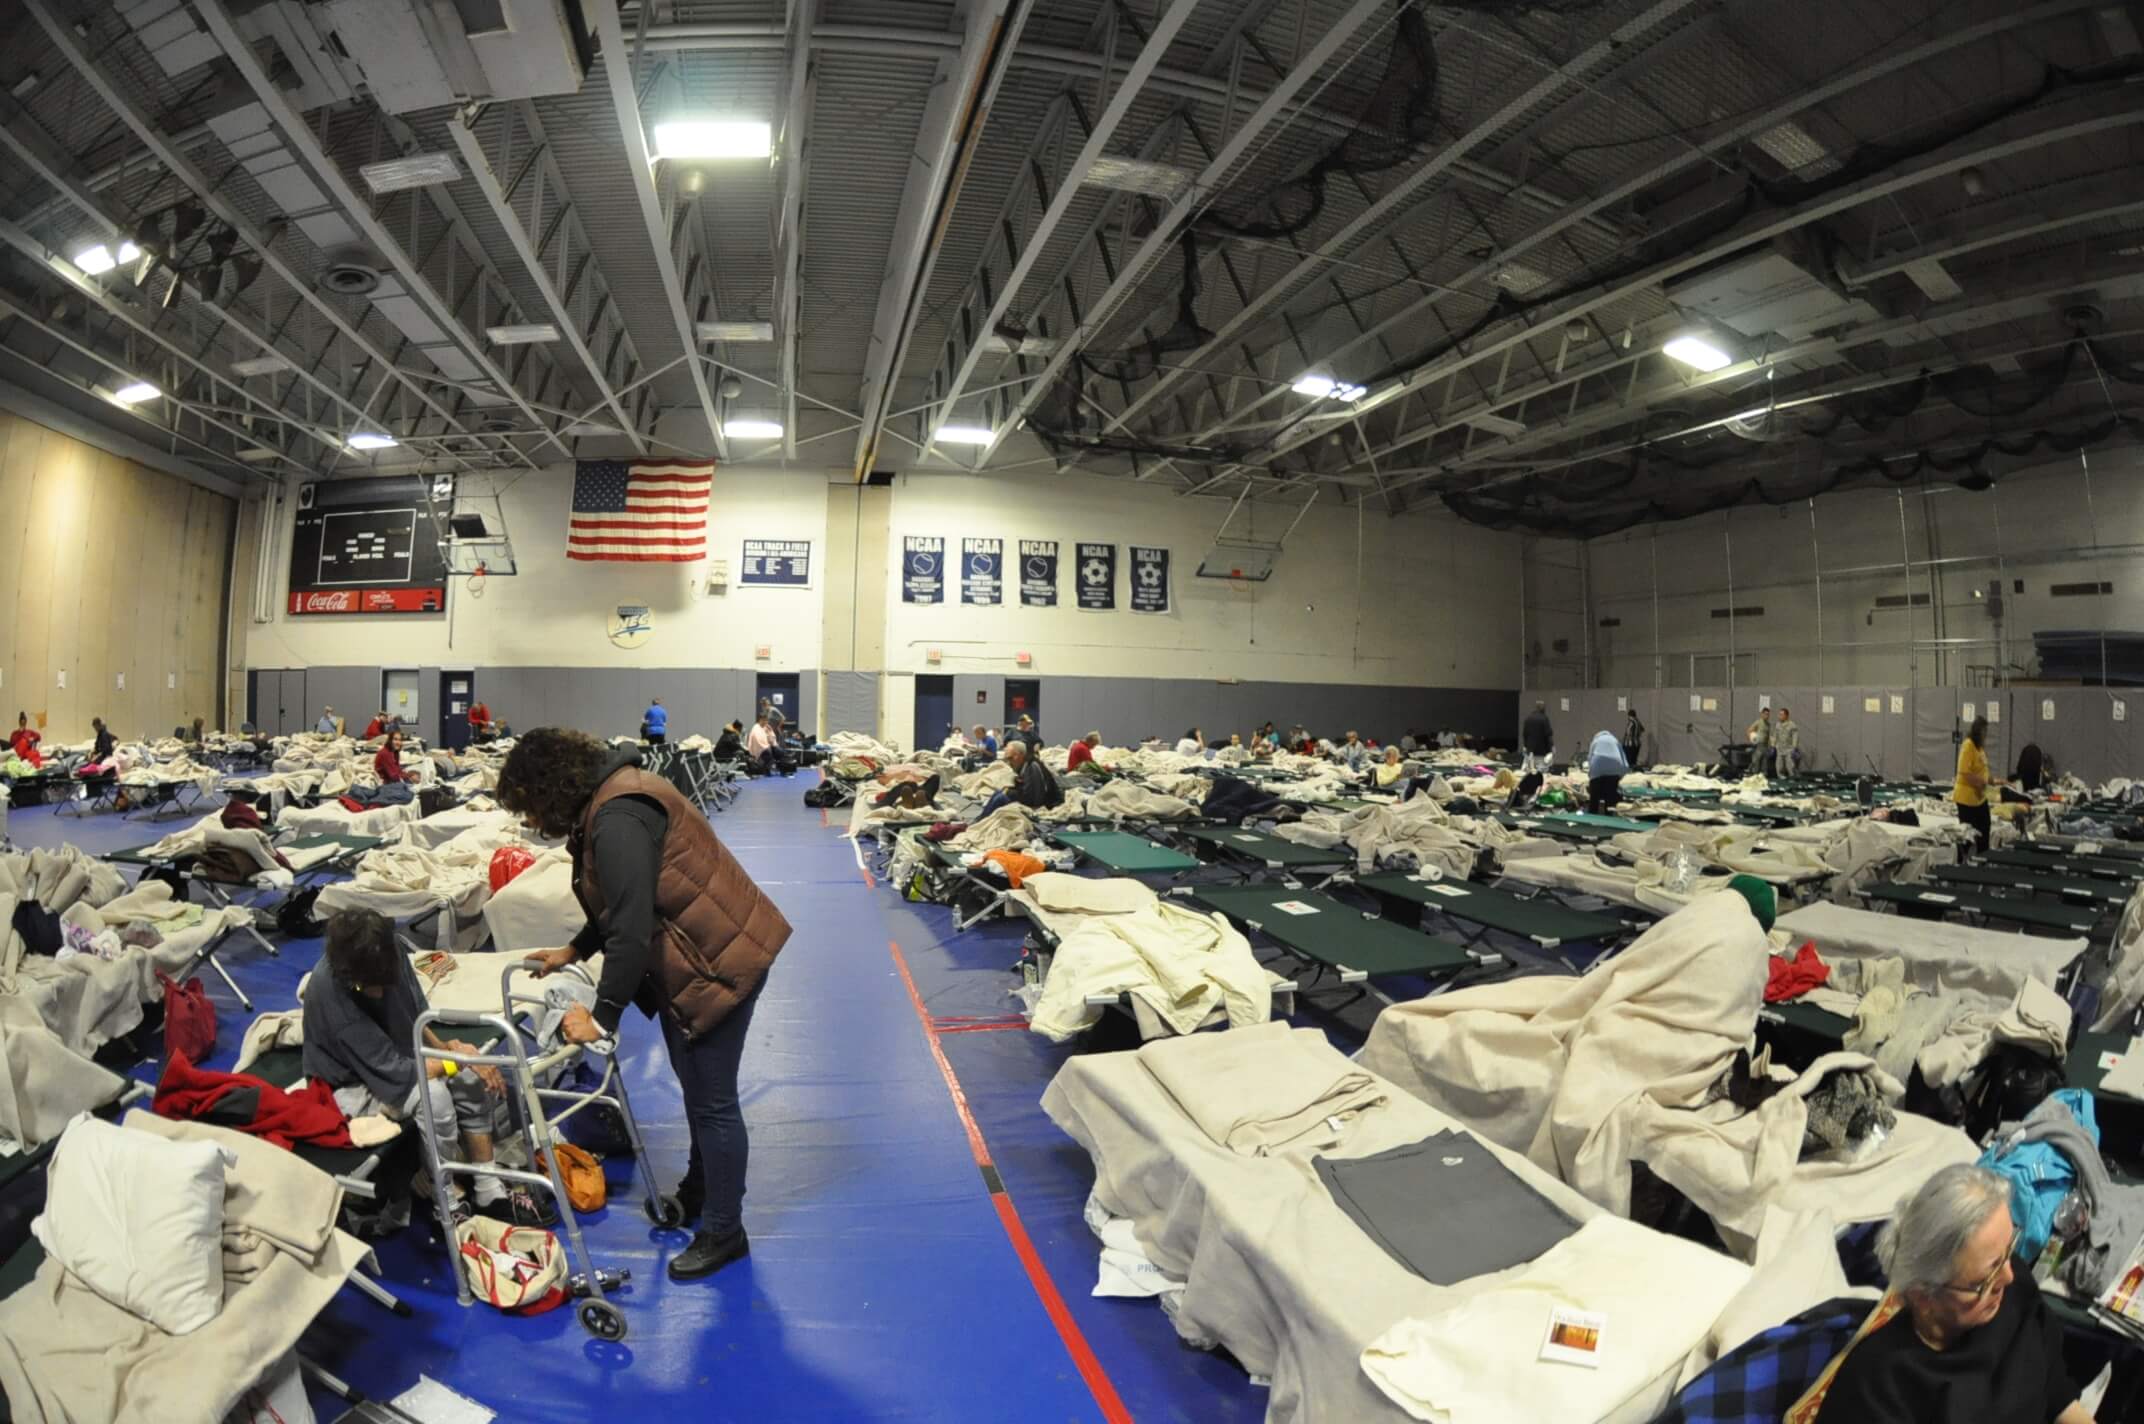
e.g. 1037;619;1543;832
153;1051;356;1150
1765;942;1831;1003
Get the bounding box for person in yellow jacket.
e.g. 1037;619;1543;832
1953;715;1997;852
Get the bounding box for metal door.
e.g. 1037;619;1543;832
439;670;475;751
914;675;953;750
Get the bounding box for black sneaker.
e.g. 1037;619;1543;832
482;1187;559;1228
668;1227;749;1281
433;1194;475;1235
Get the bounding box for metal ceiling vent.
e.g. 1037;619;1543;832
317;246;383;296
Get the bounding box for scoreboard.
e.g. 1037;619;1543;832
288;475;449;616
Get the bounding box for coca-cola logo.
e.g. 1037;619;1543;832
295;590;355;612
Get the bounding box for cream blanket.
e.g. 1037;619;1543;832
1042;1032;1730;1423
1362;894;1975;1252
1360;1215;1749;1424
481;853;585;954
1030;902;1272;1042
1142;1021;1386;1157
0;1017;126;1152
0;1111;368;1424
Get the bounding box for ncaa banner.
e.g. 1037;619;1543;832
901;535;944;604
1075;542;1116;611
1019;540;1058;607
1129;546;1171;613
961;537;1003;606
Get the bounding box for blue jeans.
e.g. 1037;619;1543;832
660;976;765;1236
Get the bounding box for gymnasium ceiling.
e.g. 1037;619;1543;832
0;0;2139;530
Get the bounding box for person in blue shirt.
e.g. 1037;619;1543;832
1586;729;1629;814
642;698;668;746
316;706;338;736
971;723;997;756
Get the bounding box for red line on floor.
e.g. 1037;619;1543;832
887;938;1133;1424
933;1022;1030;1035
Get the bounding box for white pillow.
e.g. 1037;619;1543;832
31;1115;228;1334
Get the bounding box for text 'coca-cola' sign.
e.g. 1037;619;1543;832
288;587;445;615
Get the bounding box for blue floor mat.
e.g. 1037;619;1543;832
9;782;1256;1421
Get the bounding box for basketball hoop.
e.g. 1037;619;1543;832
467;560;487;599
1228;567;1252;596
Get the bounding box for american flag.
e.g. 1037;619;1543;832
567;459;715;562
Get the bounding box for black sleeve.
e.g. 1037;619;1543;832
580;797;668;1033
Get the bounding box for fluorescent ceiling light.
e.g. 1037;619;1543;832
652;120;771;161
110;380;159;405
1750;119;1832;173
982;331;1061;357
346;431;398;451
1469;412;1527;438
722;418;783;439
1083;155;1192;200
1291;374;1365;402
1493;262;1550;294
231;354;292;377
73;242;138;274
359;151;462;194
486;323;559;344
566;420;619;437
697;320;774;342
1662;334;1734;373
935;424;994;445
236;447;279;463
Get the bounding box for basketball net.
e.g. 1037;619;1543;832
1228;567;1252;595
467;560;488;598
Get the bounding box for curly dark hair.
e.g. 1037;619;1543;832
323;908;398;991
496;726;611;838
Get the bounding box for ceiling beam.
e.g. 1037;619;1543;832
19;0;488;458
1185;0;2117;467
773;0;817;463
584;0;728;459
447;109;648;455
977;0;1397;463
193;0;574;465
910;0;1202;467
1094;0;1703;446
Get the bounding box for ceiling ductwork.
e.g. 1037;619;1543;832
316;0;589;112
316;245;384;296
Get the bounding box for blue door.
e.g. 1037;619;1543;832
914;675;953;751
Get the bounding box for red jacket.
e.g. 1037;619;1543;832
362;717;387;739
1067;741;1095;771
374;744;407;783
154;1051;356;1149
9;728;42;768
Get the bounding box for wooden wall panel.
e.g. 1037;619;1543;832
0;411;234;745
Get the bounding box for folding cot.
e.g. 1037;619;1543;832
1351;870;1640;955
103;841;288;1010
1049;828;1200;878
1492;811;1635;844
1176;882;1495;1007
1926;861;2133;909
54;770;122;818
1176;825;1352;885
916;839;1041;932
1986;847;2144;883
118;771;207;822
1859;881;2106;937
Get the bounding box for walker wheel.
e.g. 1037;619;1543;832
579;1298;628;1341
646;1193;686;1228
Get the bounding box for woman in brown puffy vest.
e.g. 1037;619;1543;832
501;727;791;1282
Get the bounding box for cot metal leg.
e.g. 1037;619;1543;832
347;1261;412;1317
194;946;255;1012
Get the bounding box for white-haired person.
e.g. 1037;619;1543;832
1066;730;1108;775
1795;1162;2093;1422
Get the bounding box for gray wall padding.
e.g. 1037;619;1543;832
244;666;815;744
1531;684;2134;785
821;672;878;736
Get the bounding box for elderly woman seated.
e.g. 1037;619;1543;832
1802;1162;2094;1422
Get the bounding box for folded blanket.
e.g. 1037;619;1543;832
1359;1215;1749;1424
1023;872;1156;916
1141;1020;1385;1156
1032;902;1271;1042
